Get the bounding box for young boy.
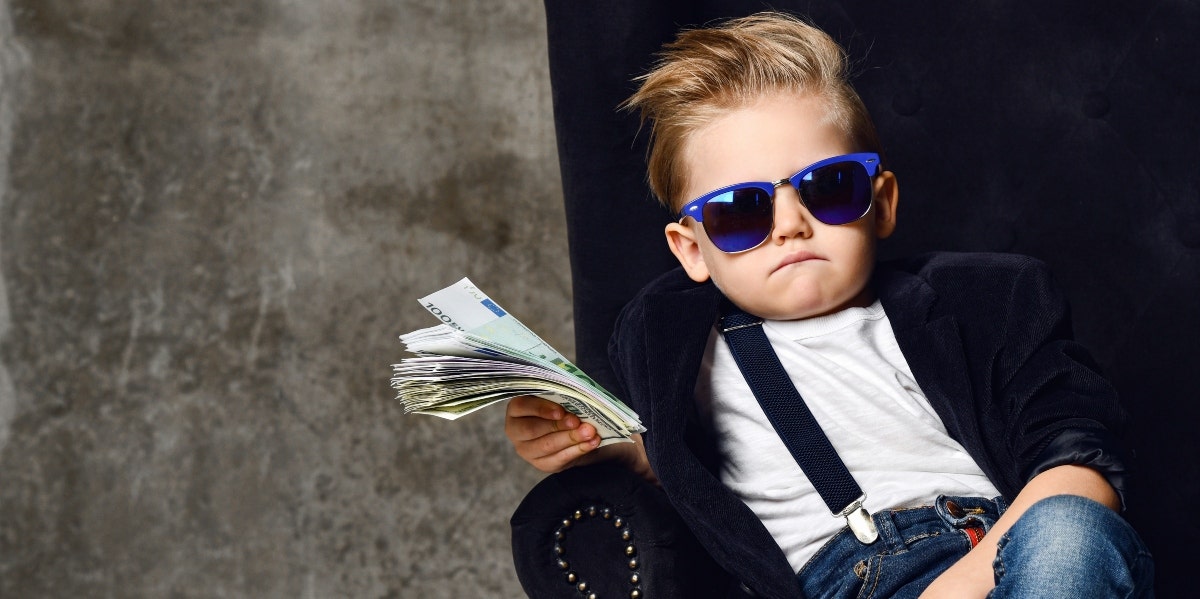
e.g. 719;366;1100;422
506;12;1152;598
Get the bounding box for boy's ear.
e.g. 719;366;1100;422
872;170;899;239
664;221;712;283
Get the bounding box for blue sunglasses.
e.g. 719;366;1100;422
678;152;881;253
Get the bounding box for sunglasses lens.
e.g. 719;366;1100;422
701;187;773;253
798;161;872;225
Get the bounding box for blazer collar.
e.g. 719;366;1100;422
874;263;938;329
634;263;965;413
635;263;976;473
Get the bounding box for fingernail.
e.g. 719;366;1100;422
588;438;600;448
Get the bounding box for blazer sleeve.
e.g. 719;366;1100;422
993;258;1131;509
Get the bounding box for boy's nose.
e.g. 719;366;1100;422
771;185;813;242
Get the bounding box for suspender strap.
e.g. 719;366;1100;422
718;300;879;544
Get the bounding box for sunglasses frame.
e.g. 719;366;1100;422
677;152;882;253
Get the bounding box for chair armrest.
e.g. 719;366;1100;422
511;462;728;598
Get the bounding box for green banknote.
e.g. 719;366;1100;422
392;278;644;445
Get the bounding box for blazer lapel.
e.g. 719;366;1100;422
876;266;975;439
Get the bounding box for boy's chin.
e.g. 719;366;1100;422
724;288;875;322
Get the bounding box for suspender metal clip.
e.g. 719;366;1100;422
837;496;879;544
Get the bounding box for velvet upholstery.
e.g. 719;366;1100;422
516;1;1199;596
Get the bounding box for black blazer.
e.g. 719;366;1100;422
608;251;1130;599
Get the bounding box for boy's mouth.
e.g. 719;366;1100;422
774;250;823;272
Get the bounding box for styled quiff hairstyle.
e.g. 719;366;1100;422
623;12;883;212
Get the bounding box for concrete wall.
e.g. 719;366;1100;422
0;1;564;596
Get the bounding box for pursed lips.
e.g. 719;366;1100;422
773;250;824;273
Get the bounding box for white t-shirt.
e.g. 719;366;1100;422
695;300;1000;572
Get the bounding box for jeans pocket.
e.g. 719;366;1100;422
856;531;971;599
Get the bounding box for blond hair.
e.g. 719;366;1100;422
623;12;883;211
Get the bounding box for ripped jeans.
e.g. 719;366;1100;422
796;494;1154;598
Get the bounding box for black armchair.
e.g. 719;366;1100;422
512;463;725;598
514;1;1200;596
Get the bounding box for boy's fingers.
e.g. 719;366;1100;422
534;423;595;454
531;434;602;472
505;395;600;472
505;410;585;441
526;424;590;455
516;423;597;463
506;395;566;420
505;414;558;442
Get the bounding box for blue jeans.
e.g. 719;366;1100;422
796;495;1154;598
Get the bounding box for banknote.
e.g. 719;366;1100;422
392;278;644;446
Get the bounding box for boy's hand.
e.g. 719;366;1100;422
505;395;601;473
918;553;993;598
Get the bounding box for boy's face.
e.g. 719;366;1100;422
665;92;899;321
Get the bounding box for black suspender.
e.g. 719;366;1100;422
718;299;879;544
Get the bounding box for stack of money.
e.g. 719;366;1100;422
391;278;644;446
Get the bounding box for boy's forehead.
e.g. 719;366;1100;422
676;92;851;198
681;92;845;157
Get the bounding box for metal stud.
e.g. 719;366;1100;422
574;510;583;520
614;518;624;528
628;557;639;570
577;581;588;592
625;544;636;556
602;508;613;519
631;589;642;599
557;559;569;571
555;529;564;541
587;505;597;517
621;529;632;541
587;594;597;599
554;544;565;556
630;573;640;585
567;572;577;583
562;518;572;528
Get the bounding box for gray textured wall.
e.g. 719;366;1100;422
0;1;565;597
